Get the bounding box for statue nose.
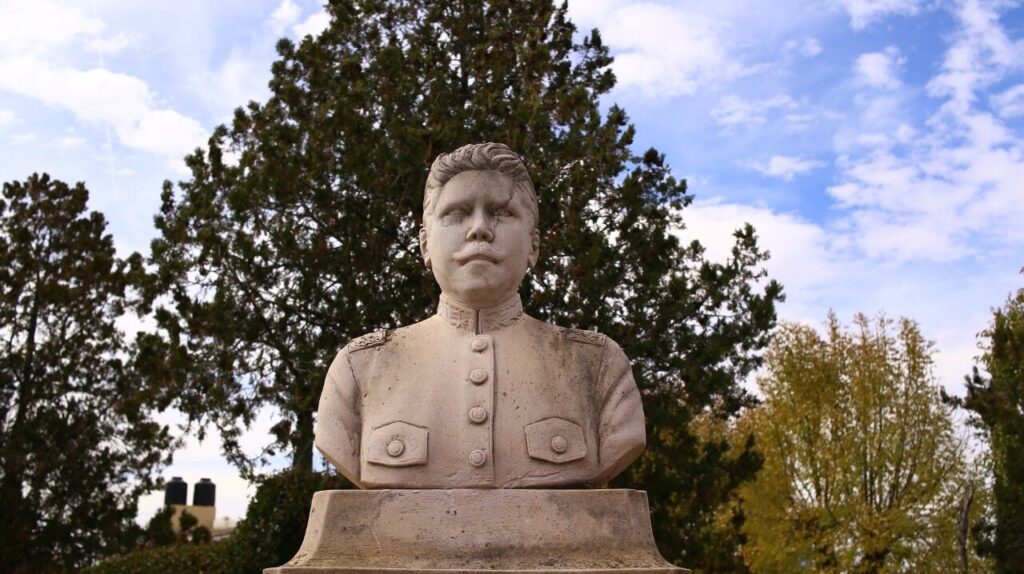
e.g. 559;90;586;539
465;212;494;242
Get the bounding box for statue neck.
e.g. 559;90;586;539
437;292;524;334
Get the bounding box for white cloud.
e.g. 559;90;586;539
675;200;857;325
85;32;133;55
749;155;825;181
292;9;331;40
856;46;904;90
826;0;1024;263
192;48;272;116
56;135;86;149
566;2;750;97
927;0;1024;111
0;109;18;128
0;57;207;162
837;0;922;30
991;83;1024;117
0;0;104;56
269;0;301;36
712;94;796;127
784;37;824;58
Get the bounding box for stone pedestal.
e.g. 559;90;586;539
265;489;687;573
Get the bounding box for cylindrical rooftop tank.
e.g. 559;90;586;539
193;477;216;507
164;476;187;505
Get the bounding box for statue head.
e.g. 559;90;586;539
419;143;540;309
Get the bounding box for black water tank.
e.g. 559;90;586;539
164;476;187;505
193;477;216;507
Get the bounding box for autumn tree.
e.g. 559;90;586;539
142;1;782;566
0;174;173;573
954;279;1024;572
738;313;983;573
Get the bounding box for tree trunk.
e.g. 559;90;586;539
292;408;314;471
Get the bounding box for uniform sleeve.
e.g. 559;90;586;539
314;346;364;488
593;338;646;485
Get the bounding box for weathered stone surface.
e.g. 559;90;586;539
268;143;685;572
314;143;647;489
264;489;687;573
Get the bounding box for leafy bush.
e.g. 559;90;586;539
227;468;350;573
86;469;350;574
83;541;232;574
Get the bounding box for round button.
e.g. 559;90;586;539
550;435;568;454
469;369;489;384
471;337;488;352
386;439;405;457
468;406;488;424
469;449;487;467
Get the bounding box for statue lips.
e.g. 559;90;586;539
453;242;505;265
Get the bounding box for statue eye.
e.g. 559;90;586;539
493;207;512;217
441;208;467;224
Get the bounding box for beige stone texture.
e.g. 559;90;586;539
278;143;683;572
264;489;687;573
315;144;646;489
316;293;646;489
169;503;215;533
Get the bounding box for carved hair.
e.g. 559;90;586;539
423;143;538;227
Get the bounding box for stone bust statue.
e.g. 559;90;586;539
315;142;646;489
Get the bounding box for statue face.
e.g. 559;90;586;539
421;169;539;309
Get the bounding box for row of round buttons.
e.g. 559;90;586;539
469;336;490;467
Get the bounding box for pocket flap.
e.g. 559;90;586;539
525;417;586;464
366;421;428;467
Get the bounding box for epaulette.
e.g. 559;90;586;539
348;329;389;352
565;327;605;346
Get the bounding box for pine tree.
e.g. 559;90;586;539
0;174;173;573
143;1;781;565
956;278;1024;572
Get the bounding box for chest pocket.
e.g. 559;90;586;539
525;417;586;464
366;421;428;466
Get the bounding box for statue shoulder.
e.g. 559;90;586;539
345;329;390;353
562;326;608;347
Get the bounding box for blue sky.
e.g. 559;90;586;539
2;0;1023;523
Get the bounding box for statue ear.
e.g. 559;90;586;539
419;226;431;269
528;228;540;268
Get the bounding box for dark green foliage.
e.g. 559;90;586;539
142;507;178;547
952;277;1024;572
0;174;173;573
86;468;350;574
82;541;232;574
143;1;781;567
227;468;350;572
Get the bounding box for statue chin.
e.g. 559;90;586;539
434;273;525;311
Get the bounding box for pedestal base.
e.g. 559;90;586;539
265;489;687;573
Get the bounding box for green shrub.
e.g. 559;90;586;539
85;469;350;574
227;468;350;573
83;541;232;574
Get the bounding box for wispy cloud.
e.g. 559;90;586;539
0;109;19;128
292;9;331;40
783;37;824;58
712;94;797;127
828;0;1024;262
268;0;302;36
836;0;922;30
855;46;905;90
991;84;1024;118
748;155;825;181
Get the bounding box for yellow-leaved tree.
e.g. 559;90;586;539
739;313;989;573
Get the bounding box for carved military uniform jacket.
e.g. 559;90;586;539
315;294;646;489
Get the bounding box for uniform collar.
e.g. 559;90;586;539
437;293;524;334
